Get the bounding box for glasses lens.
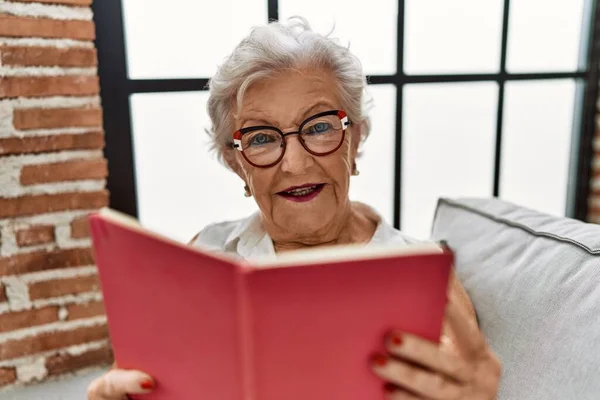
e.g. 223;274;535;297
300;115;344;154
241;128;283;166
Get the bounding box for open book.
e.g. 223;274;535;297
88;208;453;400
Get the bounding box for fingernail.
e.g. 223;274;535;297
390;332;403;346
140;379;154;390
371;354;388;367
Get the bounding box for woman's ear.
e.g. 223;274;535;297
349;122;363;160
222;146;246;181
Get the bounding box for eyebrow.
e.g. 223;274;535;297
239;101;336;129
299;101;335;120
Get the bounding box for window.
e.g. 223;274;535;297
129;92;259;242
93;0;600;241
402;82;498;238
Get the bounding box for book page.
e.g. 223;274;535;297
251;242;444;269
97;207;444;270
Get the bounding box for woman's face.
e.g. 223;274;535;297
226;68;361;237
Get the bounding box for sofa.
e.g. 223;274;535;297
5;196;599;400
431;197;600;400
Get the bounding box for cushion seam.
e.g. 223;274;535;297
437;198;600;255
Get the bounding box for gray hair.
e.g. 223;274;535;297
206;17;372;164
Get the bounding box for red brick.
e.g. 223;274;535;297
67;300;105;320
71;215;90;239
0;368;17;387
588;204;600;216
0;45;97;67
0;284;7;303
0;306;59;333
0;190;109;219
7;0;92;6
0;132;104;156
16;225;55;247
0;76;99;99
29;275;100;300
13;106;103;131
0;248;95;277
0;324;109;361
46;344;113;377
20;159;107;185
0;14;95;40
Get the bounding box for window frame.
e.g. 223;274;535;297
92;0;600;228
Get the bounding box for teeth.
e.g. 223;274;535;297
285;185;319;196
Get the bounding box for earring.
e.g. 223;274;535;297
352;162;360;176
244;185;252;197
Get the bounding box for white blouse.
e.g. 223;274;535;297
190;210;421;261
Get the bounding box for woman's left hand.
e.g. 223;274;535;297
370;298;502;399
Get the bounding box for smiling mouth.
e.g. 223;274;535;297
277;183;325;202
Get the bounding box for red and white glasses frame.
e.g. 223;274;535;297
232;110;351;168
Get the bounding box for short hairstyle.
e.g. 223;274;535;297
206;17;372;163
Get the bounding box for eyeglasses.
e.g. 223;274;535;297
232;110;351;168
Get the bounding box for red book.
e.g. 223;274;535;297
89;208;452;400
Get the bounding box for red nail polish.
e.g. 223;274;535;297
391;332;403;346
384;383;396;394
372;354;388;367
140;379;154;390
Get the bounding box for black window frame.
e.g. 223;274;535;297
92;0;600;229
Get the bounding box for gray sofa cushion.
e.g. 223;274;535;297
431;197;600;400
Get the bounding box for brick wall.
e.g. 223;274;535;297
0;0;112;390
589;105;600;222
589;80;600;223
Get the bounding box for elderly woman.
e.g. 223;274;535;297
88;18;501;400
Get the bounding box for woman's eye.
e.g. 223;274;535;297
250;133;272;146
308;122;332;134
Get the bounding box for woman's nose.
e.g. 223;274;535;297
280;134;313;174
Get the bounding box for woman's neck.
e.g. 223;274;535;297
270;202;379;253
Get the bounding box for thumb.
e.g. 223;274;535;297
88;369;154;399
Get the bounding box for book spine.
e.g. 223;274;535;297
236;263;256;400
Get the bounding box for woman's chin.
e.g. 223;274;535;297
276;214;333;236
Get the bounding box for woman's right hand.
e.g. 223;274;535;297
87;365;154;399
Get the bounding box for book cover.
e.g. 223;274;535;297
89;208;452;400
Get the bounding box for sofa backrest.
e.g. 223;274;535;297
431;197;600;400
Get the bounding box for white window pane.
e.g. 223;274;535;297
349;84;396;224
402;83;498;240
404;0;504;75
122;0;266;79
506;0;586;73
500;80;576;216
130;92;258;243
279;0;397;75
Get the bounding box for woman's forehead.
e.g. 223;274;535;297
240;100;336;122
236;70;341;125
247;69;337;102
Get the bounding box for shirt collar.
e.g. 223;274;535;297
223;211;276;261
224;210;412;260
